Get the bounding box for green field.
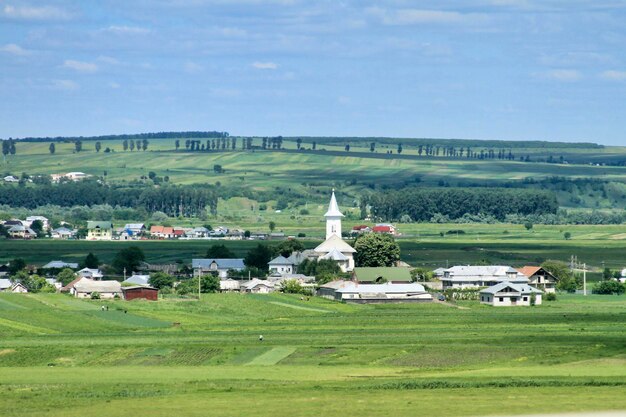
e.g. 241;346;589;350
0;292;624;416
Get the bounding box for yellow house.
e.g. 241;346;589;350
87;221;113;240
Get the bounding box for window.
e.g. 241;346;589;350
499;297;504;302
481;296;484;301
523;297;528;302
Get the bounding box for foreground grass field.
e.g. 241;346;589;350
0;292;624;416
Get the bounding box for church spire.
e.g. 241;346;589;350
325;189;343;240
324;189;344;218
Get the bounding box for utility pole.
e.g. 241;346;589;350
583;263;587;296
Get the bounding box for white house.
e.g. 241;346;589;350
3;175;19;183
334;283;432;303
10;282;28;293
440;265;528;290
77;268;104;279
192;258;246;279
517;266;557;293
241;279;275;293
480;282;543;306
7;225;37;239
71;278;122;299
25;216;50;230
313;190;356;272
52;227;76;239
268;255;294;275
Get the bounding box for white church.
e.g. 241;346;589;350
267;190;356;274
313;190;356;272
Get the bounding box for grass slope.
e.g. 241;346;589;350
0;292;624;416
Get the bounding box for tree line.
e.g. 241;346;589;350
0;181;217;217
5;131;229;143
366;187;558;222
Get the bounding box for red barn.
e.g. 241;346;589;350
122;286;158;301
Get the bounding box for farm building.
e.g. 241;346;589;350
480;282;543;306
372;224;397;235
334;282;432;303
192;258;245;279
317;280;354;299
352;267;412;284
440;265;528;290
71;278;121;299
87;221;113;241
517;266;557;293
0;278;12;291
10;282;29;293
122;286;158;301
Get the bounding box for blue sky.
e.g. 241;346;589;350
1;1;625;145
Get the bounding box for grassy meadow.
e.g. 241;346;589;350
0;292;624;417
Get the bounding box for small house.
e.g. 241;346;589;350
10;282;28;293
220;278;241;292
72;278;122;299
192;258;245;279
7;225;37;239
25;216;50;230
77;268;104;279
87;221;113;241
480;281;543;306
42;260;79;270
373;223;397;235
0;278;12;292
52;227;76;239
241;279;274;293
440;265;529;290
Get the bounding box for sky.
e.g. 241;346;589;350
1;1;625;145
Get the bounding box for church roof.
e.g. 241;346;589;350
324;190;344;218
314;234;356;254
320;248;349;261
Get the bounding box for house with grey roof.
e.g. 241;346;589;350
240;278;274;293
0;278;12;291
87;221;113;240
192;258;245;278
123;274;151;286
42;260;79;270
268;255;294;275
52;227;76;239
77;268;104;279
480;281;543;306
440;265;528;290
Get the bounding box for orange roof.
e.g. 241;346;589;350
517;266;542;277
150;225;164;233
162;227;174;234
373;225;391;232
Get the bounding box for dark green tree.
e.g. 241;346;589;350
95;141;101;152
244;244;273;270
30;220;45;237
8;258;27;275
149;272;175;289
84;252;100;269
49;143;55;154
354;233;400;267
593;280;625;295
542;260;578;292
206;244;235;258
74;140;82;153
274;239;304;257
57;268;77;286
269;221;276;232
123;139;129;151
112;246;145;274
175;139;180;150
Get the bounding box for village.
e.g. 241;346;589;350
1;190;602;307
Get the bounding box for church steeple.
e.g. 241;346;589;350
325;189;343;240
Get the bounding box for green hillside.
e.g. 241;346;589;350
0;292;624;416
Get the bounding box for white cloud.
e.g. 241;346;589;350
252;61;278;70
366;7;488;25
540;69;582;82
184;61;203;73
0;43;30;56
337;96;351;105
63;60;98;73
105;25;150;35
97;56;120;65
109;82;120;89
217;27;247;38
51;79;79;91
2;4;70;20
600;70;626;81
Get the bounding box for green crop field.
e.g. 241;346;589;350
0;292;624;416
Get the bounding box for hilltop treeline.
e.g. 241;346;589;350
9;131;229;143
0;181;217;217
291;137;602;149
367;188;558;222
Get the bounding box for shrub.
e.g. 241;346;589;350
91;292;101;300
593;280;625;295
546;292;557;301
